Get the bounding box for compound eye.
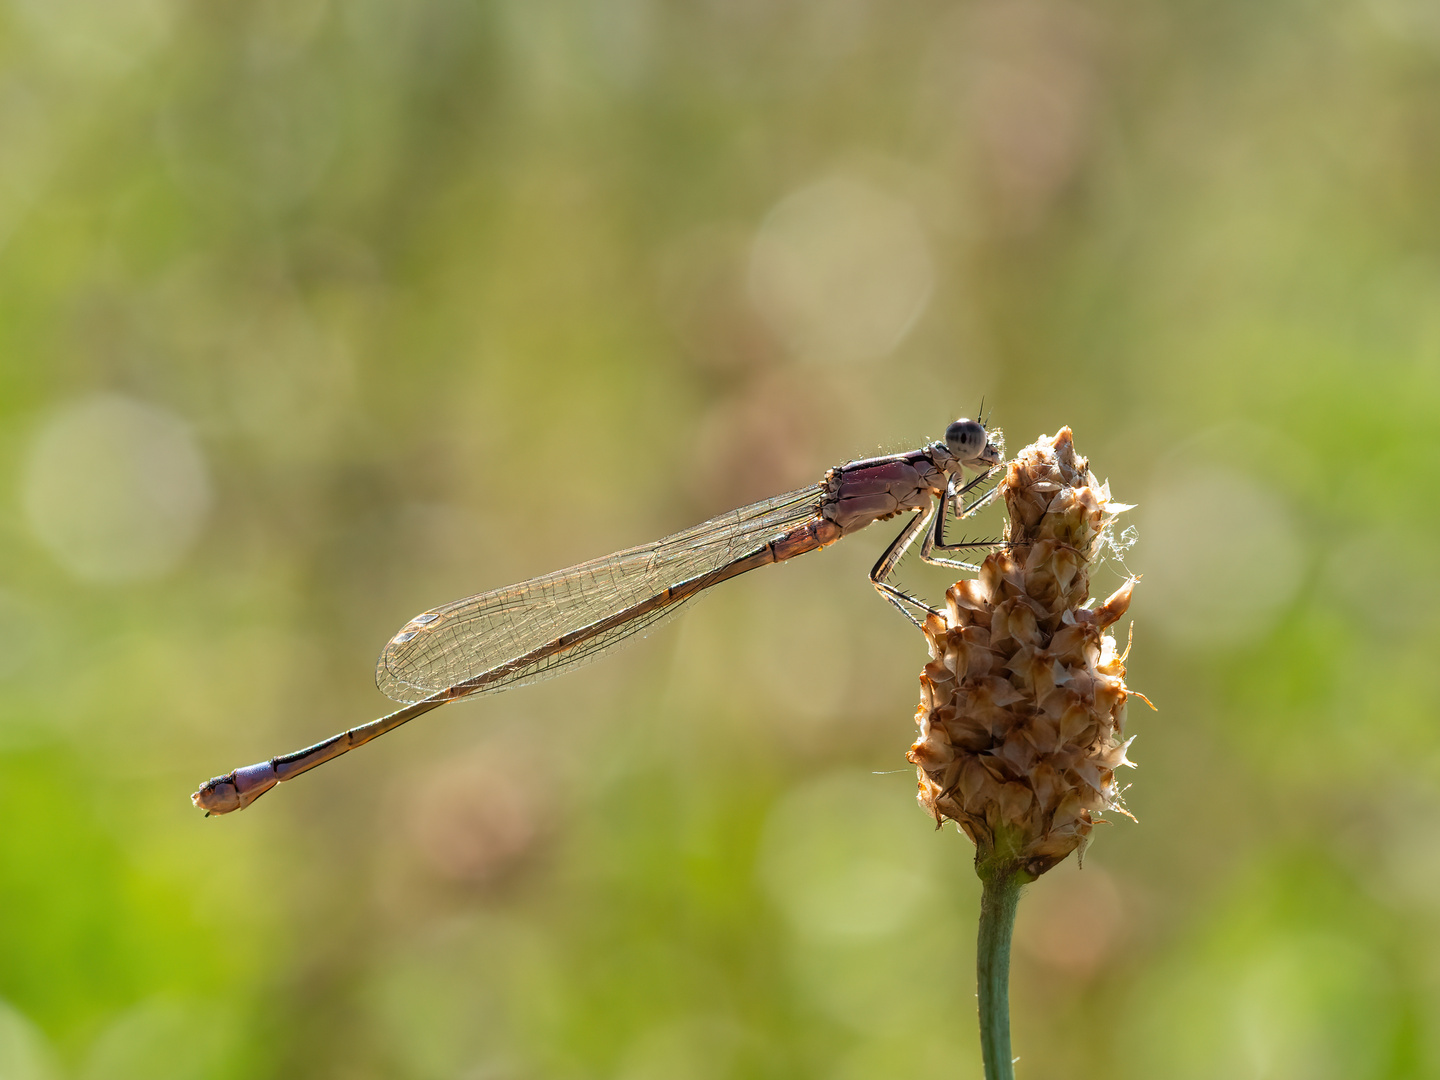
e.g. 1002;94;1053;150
945;418;986;460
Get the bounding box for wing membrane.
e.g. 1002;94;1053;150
375;485;826;703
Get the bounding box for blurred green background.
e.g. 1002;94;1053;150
2;0;1438;1077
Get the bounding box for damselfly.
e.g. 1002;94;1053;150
193;417;1004;814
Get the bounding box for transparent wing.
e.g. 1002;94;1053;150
375;485;826;703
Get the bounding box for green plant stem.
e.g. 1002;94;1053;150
976;866;1024;1080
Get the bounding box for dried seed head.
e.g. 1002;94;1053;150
908;427;1140;878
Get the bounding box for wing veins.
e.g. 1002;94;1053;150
375;485;825;703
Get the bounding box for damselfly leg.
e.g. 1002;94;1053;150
921;476;1003;571
869;468;1004;626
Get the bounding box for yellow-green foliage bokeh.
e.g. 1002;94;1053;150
2;1;1438;1077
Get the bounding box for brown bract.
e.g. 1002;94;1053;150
907;427;1138;877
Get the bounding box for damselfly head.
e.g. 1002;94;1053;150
946;418;1003;469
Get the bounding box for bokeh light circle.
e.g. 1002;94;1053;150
757;770;935;940
1139;466;1304;648
10;0;176;76
748;176;934;364
21;394;212;584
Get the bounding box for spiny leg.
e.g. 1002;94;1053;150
953;466;998;502
920;490;999;571
869;506;941;628
920;472;1006;571
870;468;1007;624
